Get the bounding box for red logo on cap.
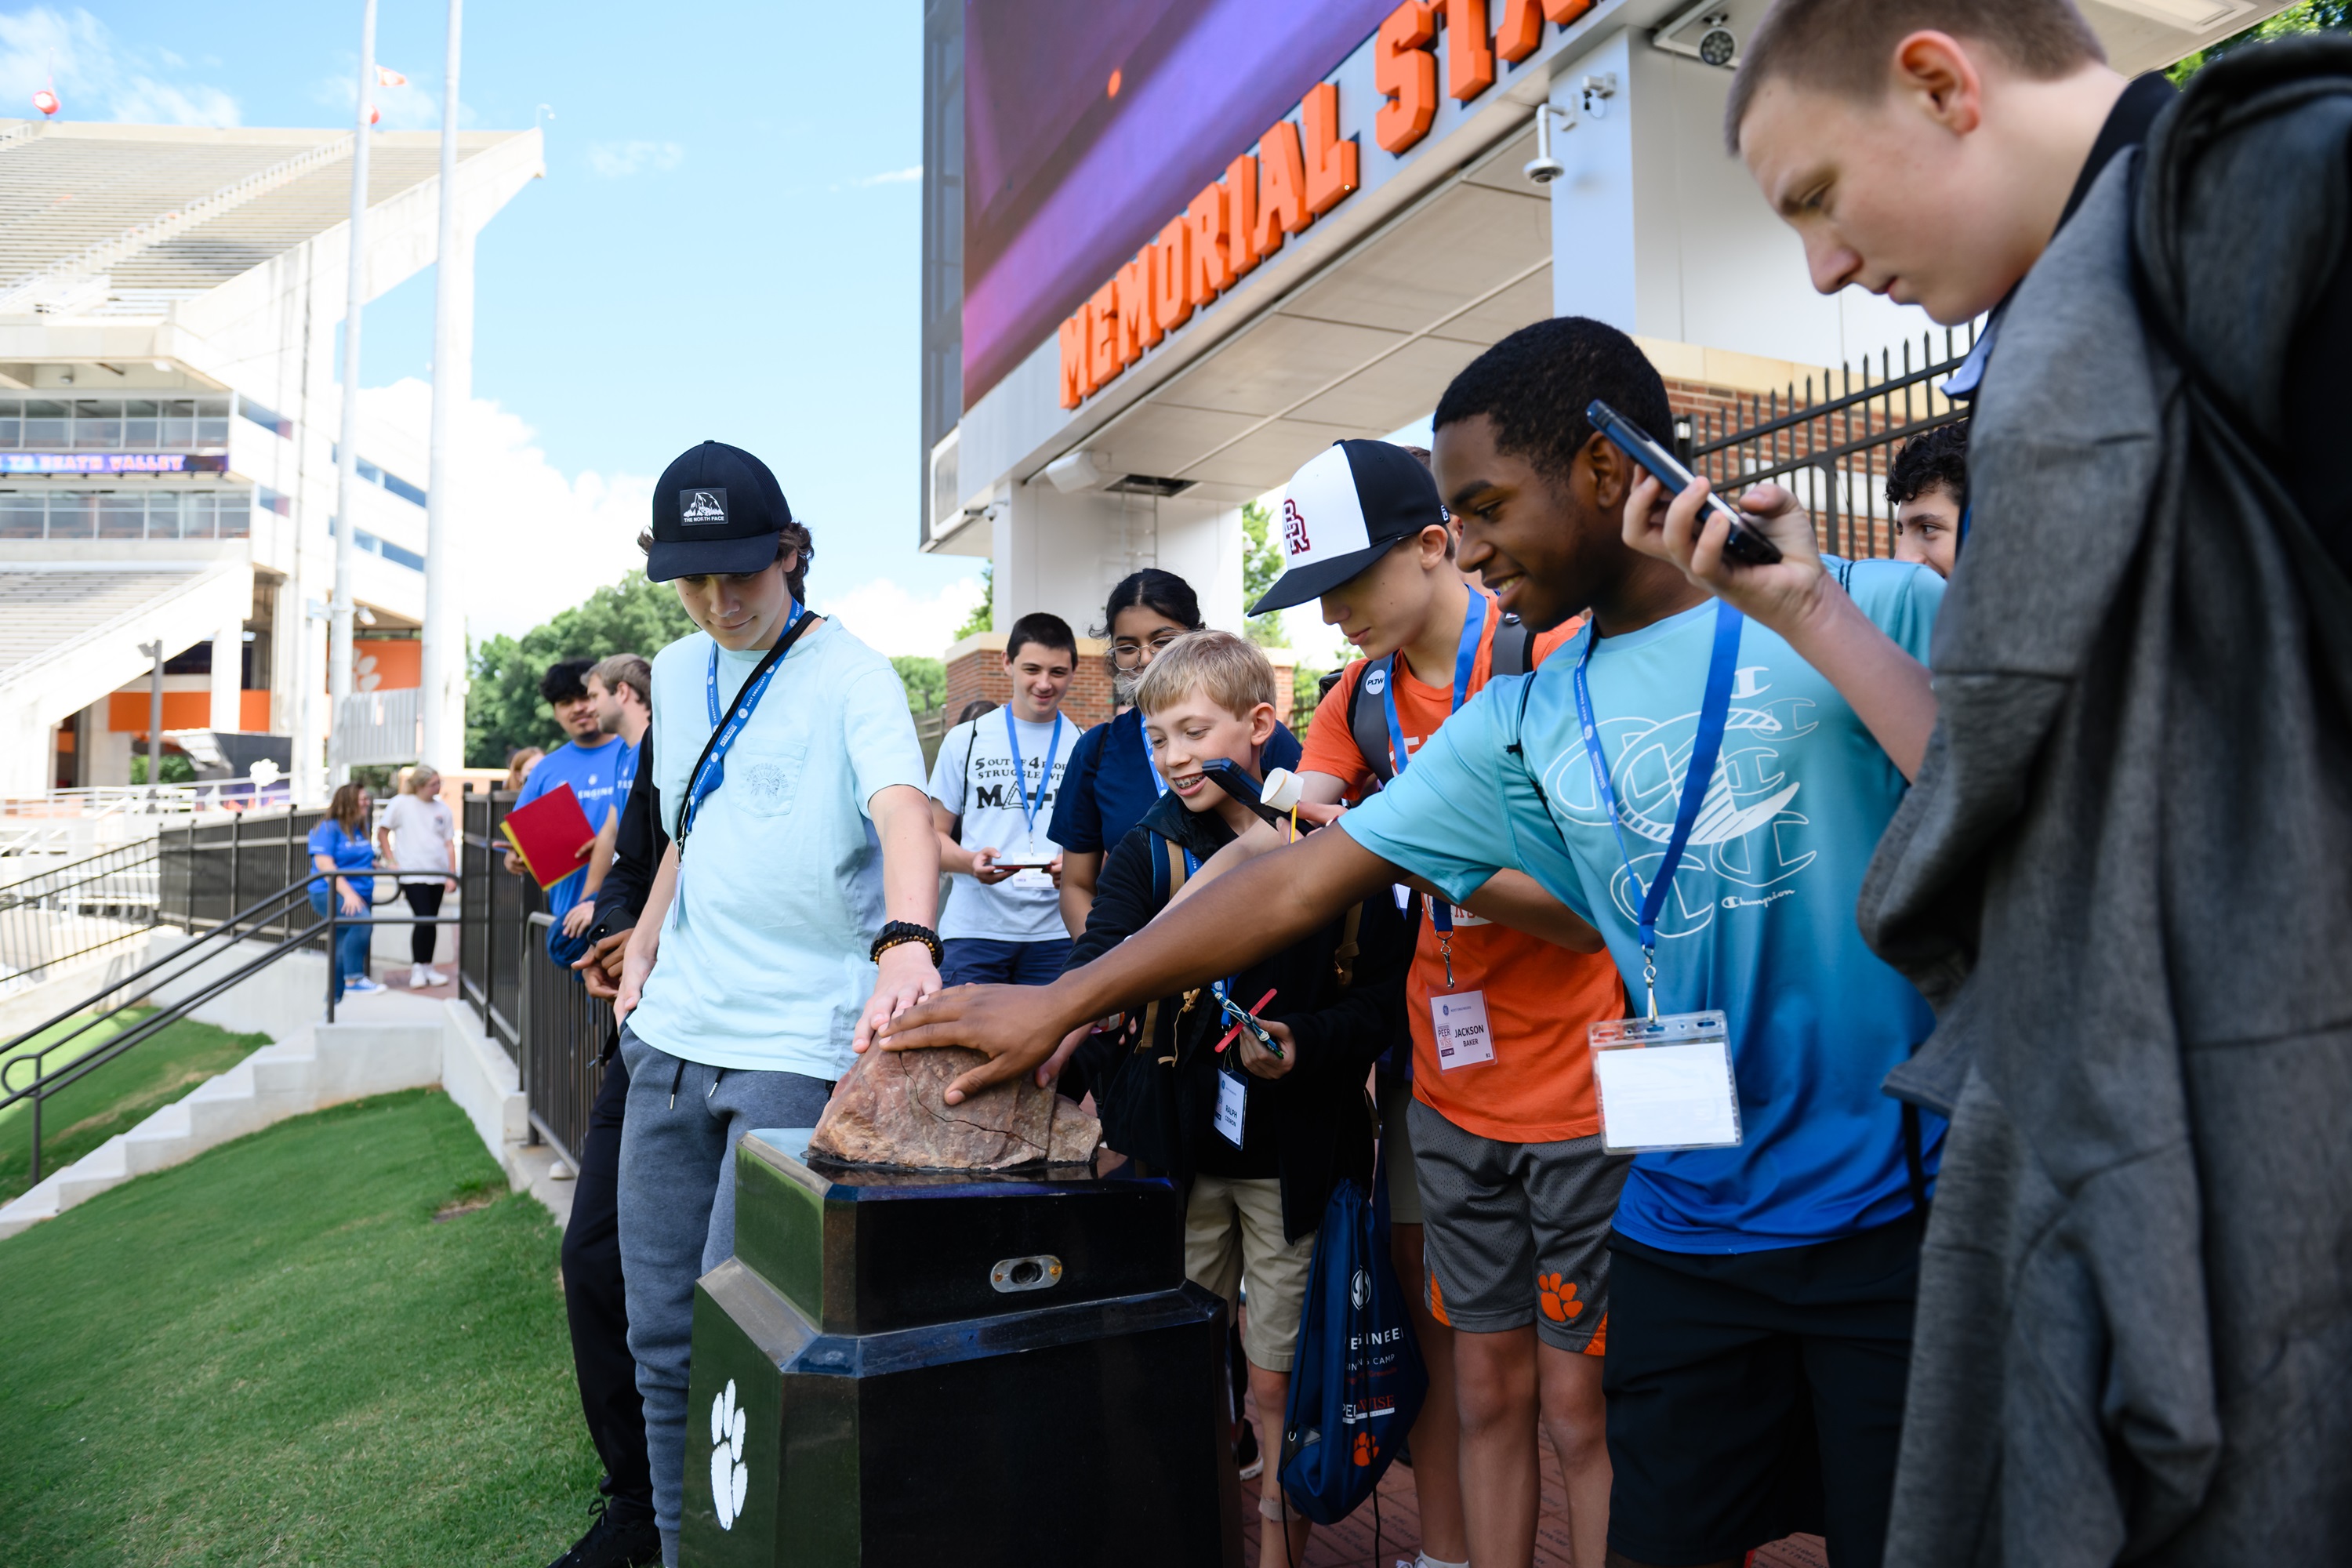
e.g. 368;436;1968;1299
1283;499;1310;557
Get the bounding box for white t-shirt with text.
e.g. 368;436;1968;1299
927;710;1080;944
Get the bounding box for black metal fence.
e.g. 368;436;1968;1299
459;791;537;1055
1681;324;1976;561
460;792;606;1169
521;911;603;1168
159;807;331;943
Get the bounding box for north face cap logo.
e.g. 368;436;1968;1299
681;488;729;527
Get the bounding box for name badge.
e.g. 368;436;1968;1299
1432;990;1495;1070
1007;867;1054;891
1214;1069;1247;1147
1590;1011;1742;1152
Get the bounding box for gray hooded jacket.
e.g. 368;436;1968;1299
1856;39;2352;1566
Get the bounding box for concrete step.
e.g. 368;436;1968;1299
0;1173;66;1240
183;1061;272;1145
51;1133;129;1210
2;1011;448;1240
122;1099;194;1175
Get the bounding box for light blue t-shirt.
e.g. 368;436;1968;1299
1341;561;1947;1254
516;731;628;928
629;619;927;1078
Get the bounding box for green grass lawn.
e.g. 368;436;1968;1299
0;1088;600;1566
0;1009;269;1203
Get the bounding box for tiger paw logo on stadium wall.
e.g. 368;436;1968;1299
1352;1432;1375;1467
710;1379;749;1530
1538;1272;1585;1323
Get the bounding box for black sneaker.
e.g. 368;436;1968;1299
546;1498;661;1568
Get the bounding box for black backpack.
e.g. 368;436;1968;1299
1346;614;1537;791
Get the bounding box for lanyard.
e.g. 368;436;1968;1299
681;599;805;845
1004;706;1063;837
1384;592;1488;982
1571;598;1744;1018
1138;711;1168;797
1381;590;1489;778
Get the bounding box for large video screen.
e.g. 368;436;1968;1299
962;0;1393;408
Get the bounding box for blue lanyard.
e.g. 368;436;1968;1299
1138;711;1168;797
1384;592;1490;942
1380;589;1489;779
1570;598;1744;1013
1004;706;1062;837
682;599;803;842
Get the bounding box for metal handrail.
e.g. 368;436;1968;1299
0;838;162;991
0;877;320;1185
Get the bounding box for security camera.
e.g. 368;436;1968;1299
1698;12;1737;67
1523;102;1575;187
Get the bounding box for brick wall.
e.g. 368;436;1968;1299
940;633;1295;734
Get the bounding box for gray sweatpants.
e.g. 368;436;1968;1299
615;1025;833;1564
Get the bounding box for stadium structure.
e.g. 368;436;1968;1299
919;0;2290;653
0;117;539;804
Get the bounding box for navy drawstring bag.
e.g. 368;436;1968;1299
1277;1152;1427;1526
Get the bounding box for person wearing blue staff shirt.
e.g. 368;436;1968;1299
608;441;940;1568
506;655;629;954
877;318;1947;1568
927;611;1085;987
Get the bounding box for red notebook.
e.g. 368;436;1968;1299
500;782;597;890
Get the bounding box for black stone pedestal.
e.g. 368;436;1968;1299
682;1130;1243;1567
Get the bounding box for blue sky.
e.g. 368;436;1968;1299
0;0;989;649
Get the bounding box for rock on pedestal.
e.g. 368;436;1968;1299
808;1045;1098;1170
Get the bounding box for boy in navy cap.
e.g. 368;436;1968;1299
612;441;942;1567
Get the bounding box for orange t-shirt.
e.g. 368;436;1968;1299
1298;598;1626;1144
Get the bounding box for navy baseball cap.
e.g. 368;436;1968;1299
645;441;795;583
1248;440;1447;614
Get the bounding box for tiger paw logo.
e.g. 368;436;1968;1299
709;1378;749;1530
1352;1432;1375;1467
1537;1272;1585;1323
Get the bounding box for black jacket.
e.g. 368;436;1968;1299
586;727;663;938
1072;791;1410;1243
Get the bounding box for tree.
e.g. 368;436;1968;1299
2169;0;2347;79
1241;500;1288;648
891;655;946;712
953;564;993;642
465;574;698;768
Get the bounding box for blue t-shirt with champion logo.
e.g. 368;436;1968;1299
1340;561;1946;1254
517;732;629;928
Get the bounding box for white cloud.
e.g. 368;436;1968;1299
353;379;985;659
0;6;239;125
810;575;987;659
357;379;652;645
586;140;684;178
855;165;921;186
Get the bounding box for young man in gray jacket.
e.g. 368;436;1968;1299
1654;5;2352;1563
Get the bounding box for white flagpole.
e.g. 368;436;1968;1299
328;0;378;789
420;0;466;774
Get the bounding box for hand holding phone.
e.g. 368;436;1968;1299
1588;399;1783;568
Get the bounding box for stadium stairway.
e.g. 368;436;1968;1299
0;983;568;1240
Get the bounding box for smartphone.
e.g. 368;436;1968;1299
1587;399;1784;567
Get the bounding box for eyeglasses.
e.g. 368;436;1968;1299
1109;630;1185;670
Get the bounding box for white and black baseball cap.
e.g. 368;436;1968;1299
1248;440;1447;615
645;441;795;583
